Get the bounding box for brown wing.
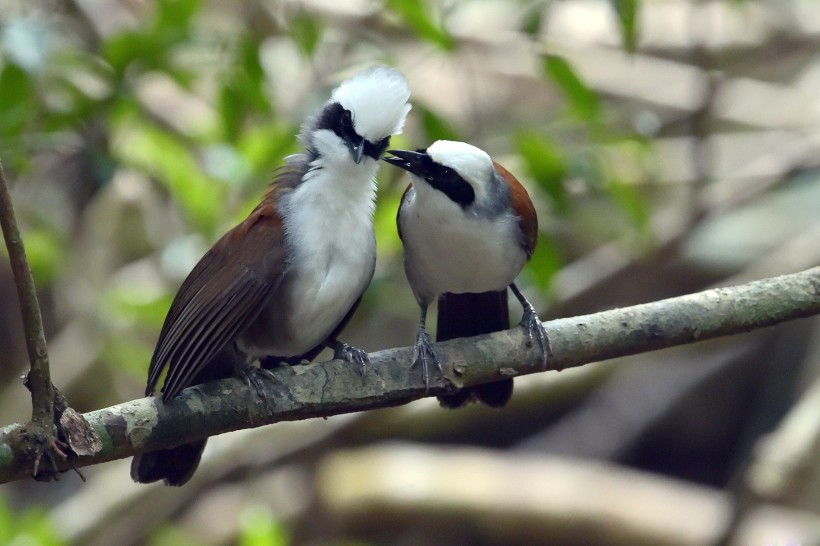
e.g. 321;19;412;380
494;161;538;259
146;196;288;401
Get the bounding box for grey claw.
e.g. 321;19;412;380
411;330;440;389
520;309;550;370
236;363;276;410
333;342;370;383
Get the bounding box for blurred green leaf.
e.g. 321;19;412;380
543;55;601;122
236;122;300;177
149;524;203;546
17;508;64;546
607;178;650;229
608;0;639;52
0;496;12;544
0;497;63;546
289;12;323;57
219;37;273;142
0;63;37;136
104;0;201;76
515;130;569;212
239;505;290;546
110;104;224;233
386;0;456;51
520;1;548;37
23;228;65;287
105;287;173;331
374;187;405;257
103;334;156;377
525;233;563;291
417;105;461;143
104;31;158;75
156;0;202;32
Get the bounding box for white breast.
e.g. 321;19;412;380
241;160;378;358
399;184;527;305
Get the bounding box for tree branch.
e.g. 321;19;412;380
0;266;818;484
0;161;53;431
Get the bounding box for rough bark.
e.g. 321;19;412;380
0;266;818;484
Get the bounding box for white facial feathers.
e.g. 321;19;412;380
426;140;496;204
331;66;412;141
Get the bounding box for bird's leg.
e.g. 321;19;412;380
411;303;441;389
326;338;370;382
234;361;274;404
510;283;550;370
223;346;275;409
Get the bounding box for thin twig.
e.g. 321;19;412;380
0;159;61;480
0;161;54;428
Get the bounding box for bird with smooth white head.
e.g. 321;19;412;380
385;140;549;408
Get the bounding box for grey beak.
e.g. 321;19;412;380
347;138;366;164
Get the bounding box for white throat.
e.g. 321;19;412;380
266;157;378;354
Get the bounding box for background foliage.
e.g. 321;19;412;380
1;0;819;544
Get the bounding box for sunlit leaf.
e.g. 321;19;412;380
0;496;12;544
386;0;456;51
542;55;601;122
515;130;569;212
16;508;64;546
239;506;290;546
608;0;639;52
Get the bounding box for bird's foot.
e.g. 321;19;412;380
234;360;276;409
411;329;441;390
330;340;370;383
519;306;550;370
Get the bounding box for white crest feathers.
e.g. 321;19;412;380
331;66;412;141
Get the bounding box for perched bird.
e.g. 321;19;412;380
131;66;411;485
385;140;548;408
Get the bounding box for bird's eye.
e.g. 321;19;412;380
341;110;353;127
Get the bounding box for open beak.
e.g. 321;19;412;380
382;149;428;175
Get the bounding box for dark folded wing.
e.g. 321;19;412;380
146;199;288;400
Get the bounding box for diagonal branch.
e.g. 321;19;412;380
0;266;818;484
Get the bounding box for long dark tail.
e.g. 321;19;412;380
131;346;240;486
130;441;207;486
436;291;514;409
